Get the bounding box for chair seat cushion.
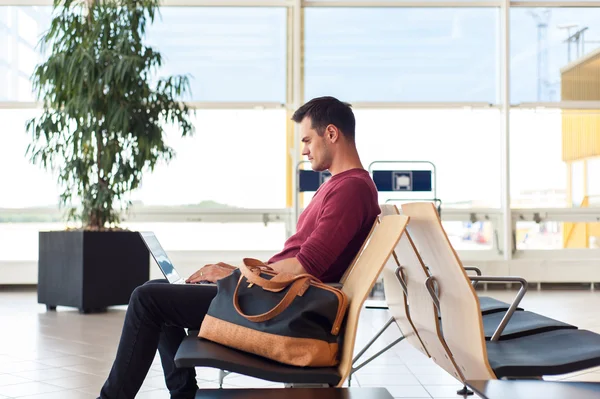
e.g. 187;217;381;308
483;311;576;340
478;296;521;315
175;335;341;386
487;329;600;378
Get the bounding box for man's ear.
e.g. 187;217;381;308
326;124;340;143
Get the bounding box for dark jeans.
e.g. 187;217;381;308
99;279;218;399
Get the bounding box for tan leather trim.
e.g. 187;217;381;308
309;282;348;335
199;315;339;367
237;261;348;335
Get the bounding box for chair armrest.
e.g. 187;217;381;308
464;266;482;288
464;266;482;276
470;276;528;341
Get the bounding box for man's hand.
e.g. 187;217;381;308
186;262;236;284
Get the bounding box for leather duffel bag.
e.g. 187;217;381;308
198;258;349;367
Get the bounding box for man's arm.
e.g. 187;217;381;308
268;257;307;275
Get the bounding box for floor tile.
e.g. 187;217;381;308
0;381;66;397
61;361;114;377
561;372;600;382
44;373;107;390
358;373;421;386
0;362;52;374
357;364;413;375
423;384;468;397
0;374;32;387
386;385;431;398
134;389;170;398
11;368;88;382
18;388;97;399
197;381;221;389
37;356;98;368
7;350;67;362
415;373;461;385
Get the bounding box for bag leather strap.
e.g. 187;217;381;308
238;260;320;290
233;275;311;322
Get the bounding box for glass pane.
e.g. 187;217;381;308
130;109;287;208
1;109;287;210
443;221;494;250
516;221;563;249
572;160;585;207
587;158;600;199
145;8;286;102
0;6;52;101
0;109;61;208
304;8;499;103
342;109;501;207
510;109;568;207
511;8;600;103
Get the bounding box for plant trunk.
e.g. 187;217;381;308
95;130;103;229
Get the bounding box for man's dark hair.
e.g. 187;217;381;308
291;96;356;142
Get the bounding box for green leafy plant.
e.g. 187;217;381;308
26;0;194;230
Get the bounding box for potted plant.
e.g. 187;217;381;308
27;0;194;313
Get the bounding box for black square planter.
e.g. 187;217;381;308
37;230;150;313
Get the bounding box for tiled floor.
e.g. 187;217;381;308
1;288;600;398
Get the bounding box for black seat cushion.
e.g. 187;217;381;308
487;329;600;378
175;335;341;386
483;311;576;340
479;296;522;315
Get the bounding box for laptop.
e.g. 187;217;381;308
139;232;214;286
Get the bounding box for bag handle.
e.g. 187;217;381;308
233;275;311;322
238;259;320;290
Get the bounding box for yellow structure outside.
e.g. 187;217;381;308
561;49;600;248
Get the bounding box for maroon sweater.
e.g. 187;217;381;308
268;168;380;283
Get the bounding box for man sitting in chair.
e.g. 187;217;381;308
98;96;381;399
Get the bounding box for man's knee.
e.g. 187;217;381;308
130;280;163;306
143;279;169;286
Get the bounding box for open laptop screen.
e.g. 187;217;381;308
139;232;182;284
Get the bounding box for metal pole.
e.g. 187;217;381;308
291;0;302;232
501;0;512;260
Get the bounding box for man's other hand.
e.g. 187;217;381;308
186;262;236;284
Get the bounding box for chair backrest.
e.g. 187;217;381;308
339;219;378;285
379;204;430;358
336;214;409;386
401;202;496;380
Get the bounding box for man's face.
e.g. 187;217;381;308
300;117;331;172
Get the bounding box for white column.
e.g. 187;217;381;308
500;0;512;260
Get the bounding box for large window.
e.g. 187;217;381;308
354;109;502;207
0;109;287;210
0;109;59;208
509;109;567;207
511;8;600;103
145;8;287;103
304;8;499;103
0;6;51;101
129;109;287;208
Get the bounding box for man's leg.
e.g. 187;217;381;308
99;280;217;399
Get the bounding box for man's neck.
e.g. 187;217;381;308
328;147;364;176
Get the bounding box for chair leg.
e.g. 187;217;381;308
351;336;404;376
349;317;404;383
218;370;231;388
353;317;396;365
456;385;474;396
